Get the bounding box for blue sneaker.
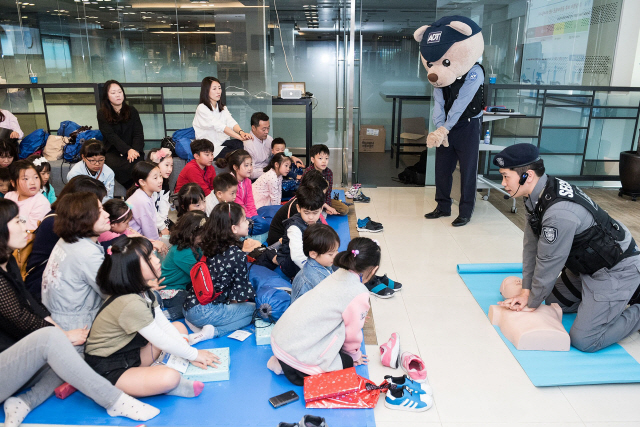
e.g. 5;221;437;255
384;386;433;412
385;375;432;396
357;217;383;233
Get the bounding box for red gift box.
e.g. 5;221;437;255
303;367;389;409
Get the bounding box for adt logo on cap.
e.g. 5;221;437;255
427;32;442;43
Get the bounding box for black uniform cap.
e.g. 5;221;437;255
419;16;482;63
493;144;540;169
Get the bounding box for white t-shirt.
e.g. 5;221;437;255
192;103;239;158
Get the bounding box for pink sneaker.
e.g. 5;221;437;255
380;333;401;369
400;352;427;383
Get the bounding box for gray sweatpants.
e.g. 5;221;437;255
545;256;640;352
0;327;121;409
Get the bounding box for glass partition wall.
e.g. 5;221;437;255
0;0;633;185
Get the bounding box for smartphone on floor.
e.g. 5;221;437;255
269;390;299;408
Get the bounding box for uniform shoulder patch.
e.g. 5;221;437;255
542;226;558;244
469;71;477;81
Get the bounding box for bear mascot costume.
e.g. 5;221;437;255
415;16;485;227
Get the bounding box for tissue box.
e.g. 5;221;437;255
255;319;274;346
183;348;230;382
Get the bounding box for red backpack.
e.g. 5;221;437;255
190;256;222;305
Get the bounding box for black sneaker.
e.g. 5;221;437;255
299;415;327;427
357;217;383;233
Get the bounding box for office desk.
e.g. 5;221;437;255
272;97;313;165
383;94;432;168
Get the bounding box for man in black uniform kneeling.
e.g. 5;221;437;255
494;143;640;352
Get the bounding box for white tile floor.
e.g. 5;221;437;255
359;187;640;427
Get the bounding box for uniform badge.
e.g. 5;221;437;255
495;157;504;167
542;226;558;244
469;72;477;81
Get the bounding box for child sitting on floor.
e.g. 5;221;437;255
269;237;377;385
176;183;206;217
125;161;168;255
84;236;219;397
183;202;256;337
303;144;348;216
175;139;216;196
205;172;237;216
98;199;140;246
66;139;115;201
147;147;174;235
275;185;325;279
160;211;206;321
0;167;10;197
219;149;270;236
4;160;50;233
290;223;340;304
28;156;56;204
252;153;291;210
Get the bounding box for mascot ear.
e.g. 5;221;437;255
414;25;430;42
447;21;473;36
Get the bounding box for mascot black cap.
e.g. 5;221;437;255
419;15;482;62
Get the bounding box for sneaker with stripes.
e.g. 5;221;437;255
384;386;433;412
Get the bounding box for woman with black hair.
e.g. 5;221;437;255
192;76;250;160
84;236;219;397
97;80;144;188
0;199;159;426
24;177;107;302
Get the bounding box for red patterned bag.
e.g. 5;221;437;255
303;367;389;409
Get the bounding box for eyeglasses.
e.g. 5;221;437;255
86;157;106;165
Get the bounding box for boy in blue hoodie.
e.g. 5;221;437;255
290;223;340;304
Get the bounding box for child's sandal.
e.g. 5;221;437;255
366;278;395;299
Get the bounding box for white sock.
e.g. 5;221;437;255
185;319;202;333
106;393;160;421
165;378;204;398
189;324;216;344
3;397;30;427
267;355;283;375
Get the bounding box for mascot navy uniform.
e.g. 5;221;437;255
415;16;485;227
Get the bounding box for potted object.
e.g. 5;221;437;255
619;136;640;201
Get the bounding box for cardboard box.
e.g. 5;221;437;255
359;125;386;153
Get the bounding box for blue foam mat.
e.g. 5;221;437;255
3;189;370;426
6;335;374;426
457;263;640;387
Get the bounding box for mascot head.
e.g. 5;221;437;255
414;16;484;88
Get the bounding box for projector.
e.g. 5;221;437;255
281;89;303;99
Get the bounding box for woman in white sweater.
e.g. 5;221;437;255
192;77;251;160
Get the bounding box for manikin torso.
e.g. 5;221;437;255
488;276;570;351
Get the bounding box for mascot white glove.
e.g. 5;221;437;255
426;126;449;148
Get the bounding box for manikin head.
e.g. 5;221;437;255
414;16;484;88
500;276;523;299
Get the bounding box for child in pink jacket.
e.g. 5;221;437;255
269;238;379;385
219;149;271;235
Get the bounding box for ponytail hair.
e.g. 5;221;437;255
333;237;381;275
263;152;291;173
216;148;251;171
125;161;159;199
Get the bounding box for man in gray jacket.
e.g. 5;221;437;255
494;143;640;352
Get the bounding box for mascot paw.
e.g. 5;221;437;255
429;126;449;148
441;133;449;147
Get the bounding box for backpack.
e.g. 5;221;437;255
63;126;101;162
173;127;196;161
190;256;222;305
58;120;81;137
397;149;427;185
160;135;177;157
18;129;50;159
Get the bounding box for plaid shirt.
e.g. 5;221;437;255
303;165;333;206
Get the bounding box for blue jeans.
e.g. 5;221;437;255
159;290;187;321
184;302;256;338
